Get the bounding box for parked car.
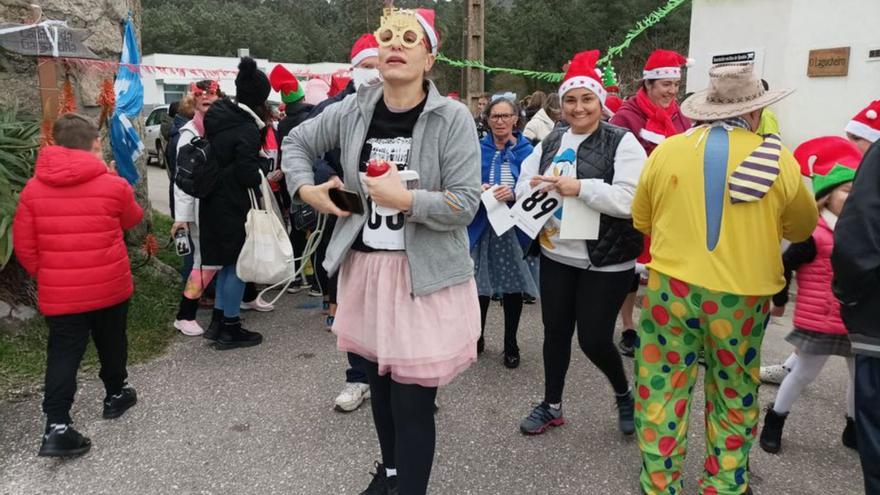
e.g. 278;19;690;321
144;104;169;168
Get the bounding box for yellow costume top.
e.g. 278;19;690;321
632;126;817;296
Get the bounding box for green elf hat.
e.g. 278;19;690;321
793;136;863;198
269;64;305;104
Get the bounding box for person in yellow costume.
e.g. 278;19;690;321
631;63;817;495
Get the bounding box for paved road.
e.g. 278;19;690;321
0;169;863;494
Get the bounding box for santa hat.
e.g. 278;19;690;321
350;33;379;67
845;100;880;143
793;136;863;197
604;94;623;116
269;65;304;104
328;74;352;98
643;49;692;80
415;8;439;55
558;50;606;105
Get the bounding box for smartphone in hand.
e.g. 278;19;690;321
329;188;365;215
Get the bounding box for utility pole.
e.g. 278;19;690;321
463;0;485;113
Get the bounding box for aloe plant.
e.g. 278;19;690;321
0;107;40;269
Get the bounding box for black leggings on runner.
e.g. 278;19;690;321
479;293;523;354
540;255;633;404
363;359;438;495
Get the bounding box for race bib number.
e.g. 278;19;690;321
363;201;406;250
510;185;563;239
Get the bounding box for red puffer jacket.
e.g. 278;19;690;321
13;146;143;316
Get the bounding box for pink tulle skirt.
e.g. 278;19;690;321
333;250;480;387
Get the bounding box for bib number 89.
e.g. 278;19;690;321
522;190;559;220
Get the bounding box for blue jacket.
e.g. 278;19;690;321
467;132;534;250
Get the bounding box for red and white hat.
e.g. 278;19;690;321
558;50;606;105
845;100;880;143
415;8;439;55
604;94;623;117
350;33;379;67
643;49;691;80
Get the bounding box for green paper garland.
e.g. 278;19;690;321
437;0;689;84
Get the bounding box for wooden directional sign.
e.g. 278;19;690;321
0;23;98;59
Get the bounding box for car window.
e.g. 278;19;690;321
146;108;166;126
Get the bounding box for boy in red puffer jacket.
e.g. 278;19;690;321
13;114;143;457
758;136;863;455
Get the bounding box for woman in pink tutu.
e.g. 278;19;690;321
281;6;481;495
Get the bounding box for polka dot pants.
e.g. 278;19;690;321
635;270;770;495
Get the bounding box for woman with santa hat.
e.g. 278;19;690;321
282;6;481;495
515;50;647;437
610;49;692;358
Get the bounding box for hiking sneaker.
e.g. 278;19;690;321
760;364;791;385
359;462;398;495
843;416;858;450
618;329;638;358
616;391;636;435
240;295;275;312
173;319;204;336
103;386;138;419
335;382;371;412
520;402;565;435
38;424;91;457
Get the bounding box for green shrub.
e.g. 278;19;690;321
0;108;40;269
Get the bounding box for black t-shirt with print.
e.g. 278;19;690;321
351;95;427;252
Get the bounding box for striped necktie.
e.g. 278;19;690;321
728;133;782;204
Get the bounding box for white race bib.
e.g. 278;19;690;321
510;185;563;239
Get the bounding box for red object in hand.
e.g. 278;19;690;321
366;159;390;177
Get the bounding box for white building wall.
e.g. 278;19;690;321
688;0;880;147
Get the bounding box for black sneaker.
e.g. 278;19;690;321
616;391;635;435
103;386;138;419
215;317;263;350
618;329;638;357
359;462;398;495
759;404;788;454
38;424;91;457
523;294;536;305
503;349;520;369
203;308;223;341
476;337;485;354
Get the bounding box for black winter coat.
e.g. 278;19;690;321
199;99;266;266
832;140;880;357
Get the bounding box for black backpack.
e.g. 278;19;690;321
175;136;218;198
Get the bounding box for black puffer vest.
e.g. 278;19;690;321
535;122;643;267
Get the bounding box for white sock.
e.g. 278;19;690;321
548;402;561;410
783;352;799;371
385;467;397;478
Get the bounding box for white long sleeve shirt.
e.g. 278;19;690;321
173;121;199;223
515;129;647;271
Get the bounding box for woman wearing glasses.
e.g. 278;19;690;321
281;7;480;495
468;96;537;368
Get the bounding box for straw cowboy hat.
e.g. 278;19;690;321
681;63;793;121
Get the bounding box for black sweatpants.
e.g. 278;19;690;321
363;359;438;495
313;216;338;303
855;354;880;495
540;255;632;404
479;293;523;354
43;299;130;425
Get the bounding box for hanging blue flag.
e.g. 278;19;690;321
109;17;144;185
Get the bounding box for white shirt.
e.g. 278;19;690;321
173;120;200;223
515;129;647;271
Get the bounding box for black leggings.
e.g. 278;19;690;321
479;293;523;354
313;216;338;303
540;255;632;403
363;359;438;495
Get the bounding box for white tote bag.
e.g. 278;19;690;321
236;171;295;284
